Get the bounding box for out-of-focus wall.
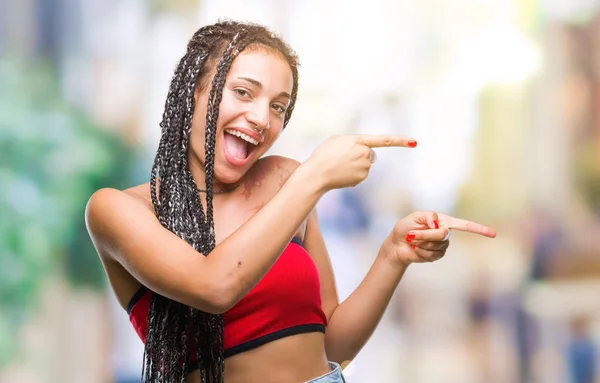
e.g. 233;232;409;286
2;0;600;382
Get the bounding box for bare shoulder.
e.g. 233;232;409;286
85;184;155;253
260;155;301;171
235;155;302;203
255;155;301;186
86;184;153;224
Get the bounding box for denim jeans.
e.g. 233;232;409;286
304;362;346;383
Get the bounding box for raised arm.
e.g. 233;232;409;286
309;211;496;363
86;134;416;315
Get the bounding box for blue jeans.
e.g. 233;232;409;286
304;362;346;383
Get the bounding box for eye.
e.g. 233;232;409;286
271;104;286;115
233;88;251;98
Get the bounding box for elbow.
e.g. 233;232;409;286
192;275;239;315
190;255;249;314
203;290;233;315
200;301;230;316
190;291;230;315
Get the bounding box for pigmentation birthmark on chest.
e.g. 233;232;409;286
241;163;273;200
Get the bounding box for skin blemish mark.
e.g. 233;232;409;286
241;162;273;200
274;158;294;188
237;261;242;267
241;177;264;200
241;157;287;200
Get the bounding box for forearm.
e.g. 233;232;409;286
324;237;408;363
208;163;325;308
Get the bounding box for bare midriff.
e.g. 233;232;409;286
186;332;330;383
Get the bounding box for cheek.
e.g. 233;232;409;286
188;132;207;161
214;93;241;122
189;99;209;141
190;117;206;142
189;120;208;158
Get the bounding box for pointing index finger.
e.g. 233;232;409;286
356;135;418;148
439;214;497;238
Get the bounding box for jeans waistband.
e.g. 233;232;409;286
304;361;346;383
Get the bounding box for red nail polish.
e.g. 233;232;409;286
433;220;439;229
408;140;417;148
406;237;412;243
406;233;416;240
411;245;416;249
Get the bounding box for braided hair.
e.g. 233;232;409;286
146;21;299;382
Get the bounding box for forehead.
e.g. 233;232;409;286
227;47;293;92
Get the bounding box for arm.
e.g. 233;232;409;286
325;240;406;363
87;159;321;314
86;134;416;315
309;210;496;363
304;209;406;364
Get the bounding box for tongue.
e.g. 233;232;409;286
224;133;249;160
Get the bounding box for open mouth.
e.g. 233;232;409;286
223;128;259;162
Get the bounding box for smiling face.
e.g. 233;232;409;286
188;45;294;188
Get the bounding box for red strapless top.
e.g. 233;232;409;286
127;237;328;358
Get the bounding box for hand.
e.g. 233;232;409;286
387;211;496;266
303;134;417;192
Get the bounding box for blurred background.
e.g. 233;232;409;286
1;0;600;382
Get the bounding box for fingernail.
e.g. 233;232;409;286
408;140;417;148
406;232;416;240
433;220;439;229
411;245;416;249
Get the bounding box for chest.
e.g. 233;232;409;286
209;180;306;245
211;198;267;244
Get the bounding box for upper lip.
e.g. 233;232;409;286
224;127;263;144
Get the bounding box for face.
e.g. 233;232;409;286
188;46;294;187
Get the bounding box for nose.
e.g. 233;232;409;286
245;102;270;131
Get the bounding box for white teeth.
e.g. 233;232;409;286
224;129;259;146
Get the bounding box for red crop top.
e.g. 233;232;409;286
127;237;328;359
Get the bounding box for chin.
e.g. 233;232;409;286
213;168;244;185
214;156;257;182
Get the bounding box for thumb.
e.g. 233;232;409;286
409;211;440;229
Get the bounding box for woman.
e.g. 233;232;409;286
85;20;496;382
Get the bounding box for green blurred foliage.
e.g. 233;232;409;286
0;58;140;366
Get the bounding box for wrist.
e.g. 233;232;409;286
294;161;328;196
379;236;410;272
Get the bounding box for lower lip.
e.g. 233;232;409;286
223;133;255;167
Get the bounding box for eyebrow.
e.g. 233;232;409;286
237;77;291;100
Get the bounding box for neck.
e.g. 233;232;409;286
188;155;240;194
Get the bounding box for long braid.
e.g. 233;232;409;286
203;31;249;242
145;20;300;382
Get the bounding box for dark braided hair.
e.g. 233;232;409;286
145;21;299;382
